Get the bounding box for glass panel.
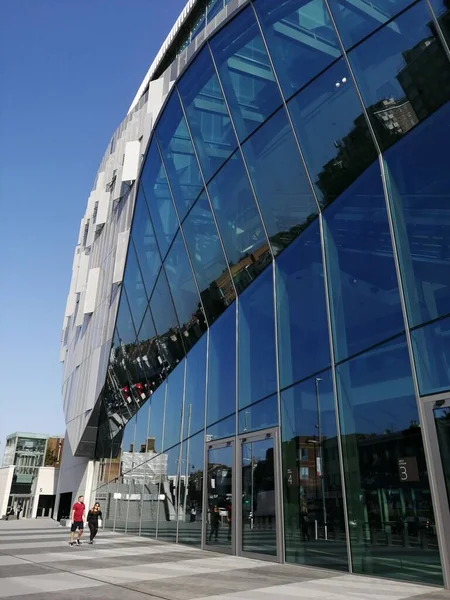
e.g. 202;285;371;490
184;335;207;440
164;361;185;451
136;307;164;394
327;0;415;49
178;432;205;546
281;370;348;570
411;317;450;395
116;293;137;346
177;46;239;183
242;107;318;251
383;103;450;328
155;93;203;221
238;395;278;434
150;270;186;373
116;415;136;532
131;190;161;297
207;415;236;441
276;219;330;388
336;336;443;585
164;232;206;347
207;0;224;23
238;266;277;409
323;161;404;362
288;59;377;208
207;444;233;548
433;406;450;505
430;0;450;46
148;382;166;456
348;1;450;151
209;6;283;142
207;305;236;426
241;436;277;556
207;151;272;294
134;400;150;456
141;141;178;257
254;0;341;98
182;191;235;323
123;243;148;331
157;445;182;542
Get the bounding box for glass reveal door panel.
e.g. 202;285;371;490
206;444;233;550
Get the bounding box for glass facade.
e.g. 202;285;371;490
93;0;450;588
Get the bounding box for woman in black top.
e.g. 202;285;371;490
87;502;102;544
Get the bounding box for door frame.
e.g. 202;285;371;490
420;392;450;589
236;427;284;563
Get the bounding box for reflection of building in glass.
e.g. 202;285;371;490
59;0;450;589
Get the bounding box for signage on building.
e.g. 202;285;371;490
398;457;419;482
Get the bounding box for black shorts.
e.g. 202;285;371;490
71;521;84;532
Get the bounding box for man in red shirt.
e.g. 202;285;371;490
69;495;86;546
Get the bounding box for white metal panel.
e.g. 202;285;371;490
84;267;102;314
122;140;141;182
112;229;130;283
75;292;86;326
75;252;90;293
77;219;85;245
96;190;110;225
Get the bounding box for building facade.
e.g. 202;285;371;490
60;0;450;589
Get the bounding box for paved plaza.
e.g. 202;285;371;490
0;519;448;600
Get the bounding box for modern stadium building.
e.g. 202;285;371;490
58;0;450;588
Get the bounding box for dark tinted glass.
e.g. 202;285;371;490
328;0;414;48
148;382;166;455
207;151;271;294
182;191;235;322
281;370;348;570
238;265;277;408
184;334;207;439
276;219;331;388
164;361;185;450
141;141;178;257
242;107;318;252
136;307;164;393
155;93;203;221
177;47;238;183
430;0;450;45
383;103;450;327
411;317;450;395
288;59;377;207
323;161;404;362
123;243;148;331
164;232;206;347
254;0;341;98
336;337;443;585
209;6;283;142
348;1;450;151
207;305;236;425
238;394;278;434
178;432;204;546
131;190;161;295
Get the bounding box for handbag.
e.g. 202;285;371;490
98;518;103;528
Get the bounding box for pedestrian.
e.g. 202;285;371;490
87;502;103;544
209;505;220;542
69;495;86;546
16;505;22;520
190;506;196;523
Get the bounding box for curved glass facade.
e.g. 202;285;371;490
93;0;450;587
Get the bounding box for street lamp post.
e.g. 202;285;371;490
315;377;328;541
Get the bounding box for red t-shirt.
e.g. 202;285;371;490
72;502;85;522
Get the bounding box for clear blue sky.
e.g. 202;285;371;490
0;0;188;453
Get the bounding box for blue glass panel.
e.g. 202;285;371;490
155;93;203;221
136;307;164;393
182;191;235;322
164;361;185;450
383;103;450;328
207;151;272;294
191;11;206;42
238;265;277;408
148;382;166;455
276;219;330;388
336;337;443;585
348;1;450;151
323;161;404;362
238;394;278;434
288;59;377;207
116;293;137;346
141;141;178;257
131;190;161;296
242;107;318;251
281;370;348;570
123;243;148;331
430;0;450;45
328;0;414;49
206;415;236;440
207;0;224;22
254;0;341;98
149;270;185;372
411;317;450;395
164;232;206;347
177;46;238;183
207;304;236;425
178;432;205;546
134;400;150;453
209;6;283;142
184;334;207;439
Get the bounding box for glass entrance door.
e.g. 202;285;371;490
433;404;450;505
205;439;234;553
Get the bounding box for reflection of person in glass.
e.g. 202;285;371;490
209;505;220;542
300;506;310;541
226;500;232;541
